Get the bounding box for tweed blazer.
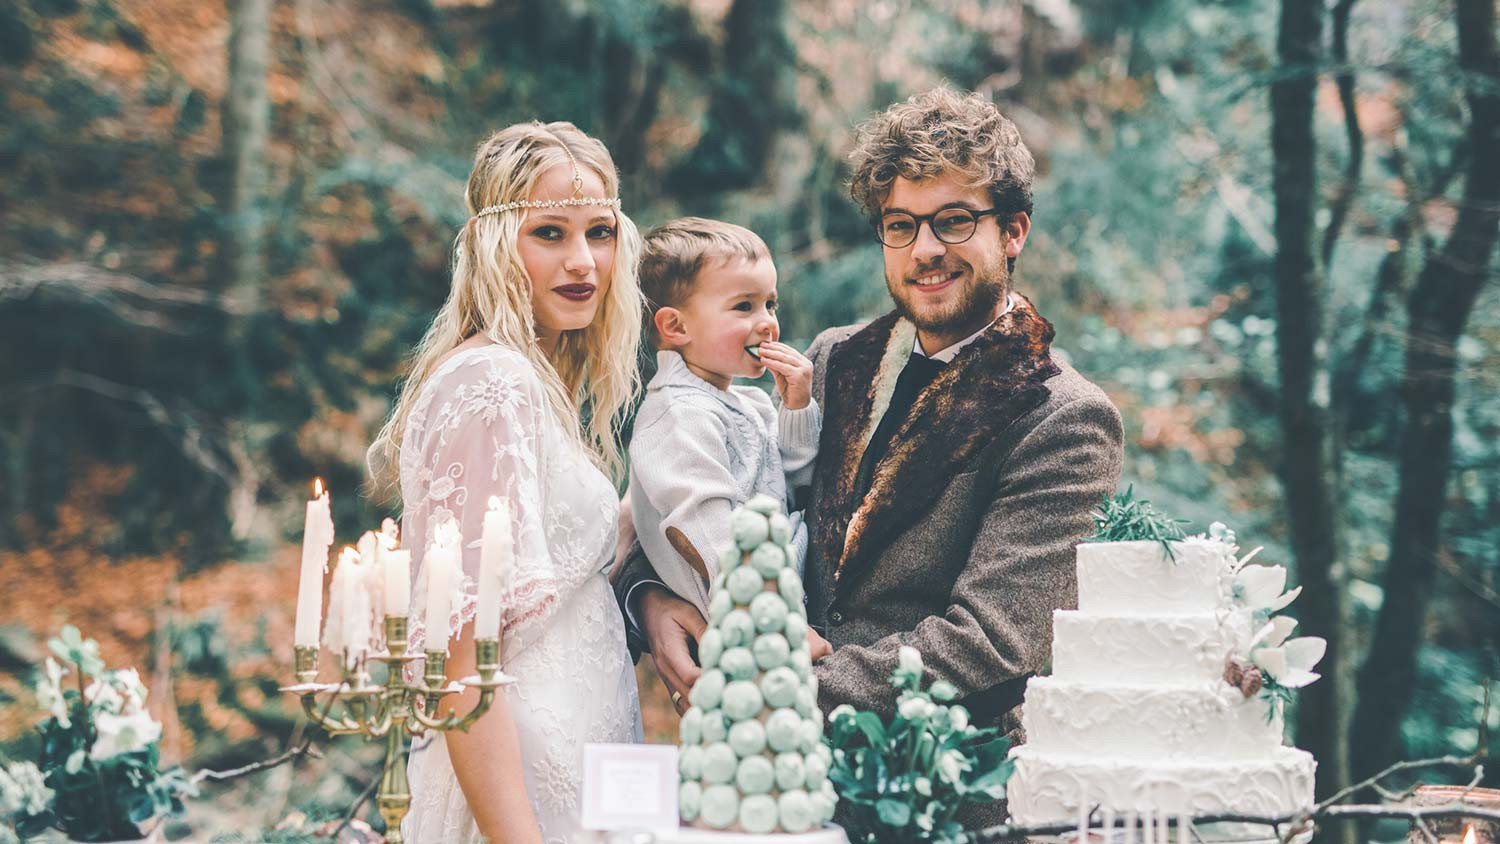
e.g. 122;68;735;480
802;295;1122;735
804;295;1121;831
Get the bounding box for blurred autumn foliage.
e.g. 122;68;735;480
1;0;1496;839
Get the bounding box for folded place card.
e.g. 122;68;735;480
580;743;681;834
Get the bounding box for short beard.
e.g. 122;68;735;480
887;251;1010;335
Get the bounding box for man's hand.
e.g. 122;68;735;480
807;627;833;661
639;584;706;714
758;341;814;411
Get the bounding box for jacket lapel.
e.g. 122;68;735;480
810;295;1061;589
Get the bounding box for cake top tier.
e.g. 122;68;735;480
1076;538;1238;615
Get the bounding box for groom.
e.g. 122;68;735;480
619;88;1123;826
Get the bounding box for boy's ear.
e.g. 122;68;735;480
653;306;691;347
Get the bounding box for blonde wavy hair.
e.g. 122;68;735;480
368;121;644;500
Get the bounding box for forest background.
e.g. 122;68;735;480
0;0;1495;840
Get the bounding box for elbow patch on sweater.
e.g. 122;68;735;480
667;526;711;586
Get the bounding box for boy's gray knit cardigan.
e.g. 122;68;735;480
628;350;821;615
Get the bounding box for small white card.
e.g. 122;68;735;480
580;743;680;834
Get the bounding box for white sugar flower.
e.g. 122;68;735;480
1249;616;1326;688
829;704;857;725
90;710;162;761
936;748;971;784
86;677;123;715
1209;521;1237;546
898;696;934;721
916;804;935;832
0;761;52;817
897;646;924;675
929;680;958;702
1233;564;1302;612
948;705;970;732
36;657;70;729
1250;615;1298;650
915;777;932;797
111;668;148;713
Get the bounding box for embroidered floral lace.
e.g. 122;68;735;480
398;345;641;843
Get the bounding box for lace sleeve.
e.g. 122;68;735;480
403;347;561;654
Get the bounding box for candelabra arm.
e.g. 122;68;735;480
408;639;506;732
300;693;368;736
408;688;497;733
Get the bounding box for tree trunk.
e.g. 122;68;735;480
677;0;796;192
222;0;271;309
1349;0;1500;785
1270;0;1350;804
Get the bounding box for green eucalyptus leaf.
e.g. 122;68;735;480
875;798;911;827
854;711;886;745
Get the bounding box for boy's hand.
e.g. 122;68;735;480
757;341;814;410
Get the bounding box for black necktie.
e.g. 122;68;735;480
854;353;947;500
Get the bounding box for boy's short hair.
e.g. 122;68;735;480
639;217;771;314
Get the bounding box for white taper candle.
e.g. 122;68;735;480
379;520;410;618
294;479;335;648
323;546;372;666
423;520;459;651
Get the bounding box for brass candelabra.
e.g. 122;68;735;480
282;616;512;843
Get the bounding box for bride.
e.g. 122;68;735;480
367;121;645;843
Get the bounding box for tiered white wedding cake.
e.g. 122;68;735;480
1007;519;1324;841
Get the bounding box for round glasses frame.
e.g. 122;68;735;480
874;206;1005;249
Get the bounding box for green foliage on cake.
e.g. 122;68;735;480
1085;485;1189;558
678;496;837;834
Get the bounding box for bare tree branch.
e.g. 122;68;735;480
190;742;324;786
330;774;381;840
1321;0;1364;267
18;370;236;485
0;260;252;331
1317;752;1480;809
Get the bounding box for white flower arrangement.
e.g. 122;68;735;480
5;625;195;842
1233;564;1304;615
1249;616;1327;690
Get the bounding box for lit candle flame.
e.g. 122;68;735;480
1462;825;1476;844
314;477;325;497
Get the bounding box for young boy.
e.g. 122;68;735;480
629;217;821;618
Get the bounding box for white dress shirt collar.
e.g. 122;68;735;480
912;293;1016;363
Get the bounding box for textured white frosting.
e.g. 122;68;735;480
1007;745;1316;838
1050;609;1252;686
1076;539;1235;615
1006;538;1317;835
1022;677;1284;760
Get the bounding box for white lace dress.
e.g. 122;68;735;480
398;344;642;844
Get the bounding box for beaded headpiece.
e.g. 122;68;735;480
473;196;622;219
473;132;621;220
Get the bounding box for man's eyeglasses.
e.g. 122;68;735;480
875;206;1005;249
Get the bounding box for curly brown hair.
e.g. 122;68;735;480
848;87;1035;226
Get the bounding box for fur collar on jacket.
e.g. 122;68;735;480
810;293;1060;586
